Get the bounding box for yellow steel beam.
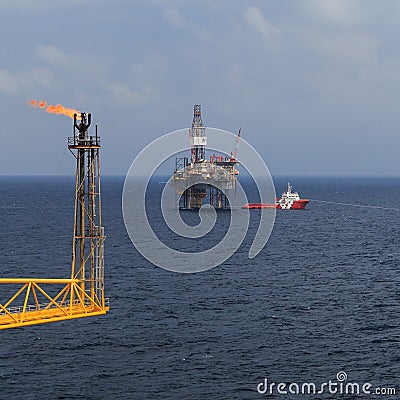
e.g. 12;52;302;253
21;282;32;319
2;283;28;309
72;284;87;314
0;278;78;284
0;308;108;330
33;283;72;316
0;303;18;323
44;283;70;310
31;285;40;310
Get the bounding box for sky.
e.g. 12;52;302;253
0;0;399;176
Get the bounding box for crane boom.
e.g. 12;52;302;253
230;128;241;160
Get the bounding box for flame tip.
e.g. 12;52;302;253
27;99;80;119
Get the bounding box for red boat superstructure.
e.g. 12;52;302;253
243;182;309;210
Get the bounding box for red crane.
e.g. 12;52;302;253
230;128;241;161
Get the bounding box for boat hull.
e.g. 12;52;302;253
277;199;309;210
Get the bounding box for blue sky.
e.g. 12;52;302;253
0;0;399;175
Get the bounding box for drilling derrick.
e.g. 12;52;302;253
0;112;108;330
191;104;206;163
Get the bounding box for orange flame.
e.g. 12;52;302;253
28;99;81;119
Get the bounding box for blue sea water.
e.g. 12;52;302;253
0;175;399;399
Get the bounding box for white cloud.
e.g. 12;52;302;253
25;67;53;88
107;81;158;106
303;0;362;24
0;67;53;95
164;8;212;41
0;0;112;9
35;44;107;86
300;29;379;65
244;7;279;40
164;8;186;28
36;45;69;67
0;70;18;94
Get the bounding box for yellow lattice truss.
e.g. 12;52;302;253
0;278;109;330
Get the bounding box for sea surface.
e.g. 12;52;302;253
0;175;399;399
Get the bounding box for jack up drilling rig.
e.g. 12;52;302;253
0;113;108;330
172;104;239;209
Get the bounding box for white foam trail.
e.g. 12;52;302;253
311;199;400;211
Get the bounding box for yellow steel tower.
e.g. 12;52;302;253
0;112;109;330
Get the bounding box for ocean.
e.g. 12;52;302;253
0;175;399;399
